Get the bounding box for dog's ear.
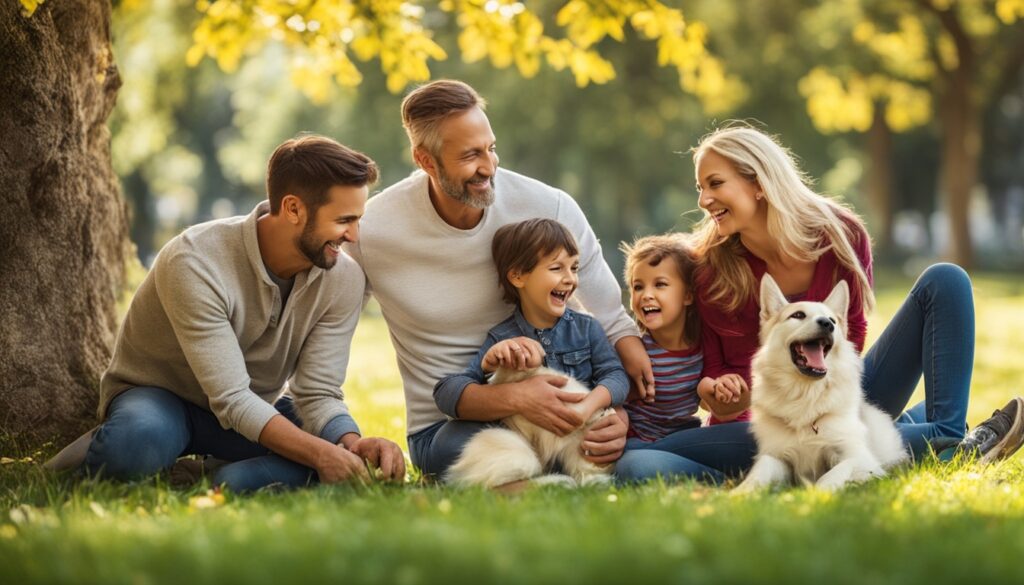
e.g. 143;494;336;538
759;274;788;322
823;280;850;320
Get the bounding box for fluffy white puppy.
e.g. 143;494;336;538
734;275;908;493
446;366;615;488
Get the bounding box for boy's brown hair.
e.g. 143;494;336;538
620;234;701;346
266;134;378;217
492;219;579;306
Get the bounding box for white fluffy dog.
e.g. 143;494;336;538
446;366;615;488
734;275;908;493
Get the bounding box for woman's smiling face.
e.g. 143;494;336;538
696;149;763;237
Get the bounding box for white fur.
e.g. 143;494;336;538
446;366;615;488
734;276;908;493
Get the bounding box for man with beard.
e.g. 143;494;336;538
345;80;653;481
46;135;405;491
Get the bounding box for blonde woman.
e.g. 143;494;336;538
616;125;1023;483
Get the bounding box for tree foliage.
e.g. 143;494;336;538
185;0;744;113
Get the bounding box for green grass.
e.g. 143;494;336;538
3;273;1024;584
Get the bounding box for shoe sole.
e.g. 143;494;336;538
979;397;1024;465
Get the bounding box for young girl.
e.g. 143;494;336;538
433;218;630;438
620;235;746;447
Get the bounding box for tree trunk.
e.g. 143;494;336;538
0;1;128;445
939;65;979;269
866;106;894;256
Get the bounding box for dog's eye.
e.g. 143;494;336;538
789;311;806;320
829;317;836;324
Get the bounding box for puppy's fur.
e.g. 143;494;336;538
734;276;908;492
446;366;615;488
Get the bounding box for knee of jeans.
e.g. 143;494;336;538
613;451;661;483
918;263;972;296
212;462;261;494
87;416;183;479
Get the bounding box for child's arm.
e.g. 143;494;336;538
433;333;501;419
579;385;613;421
481;337;545;373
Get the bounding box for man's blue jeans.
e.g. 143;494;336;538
84;386;349;492
407;419;499;478
615;263;974;483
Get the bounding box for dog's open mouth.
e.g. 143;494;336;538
790;335;833;378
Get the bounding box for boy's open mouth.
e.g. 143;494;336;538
551;289;571;305
790;335;833;378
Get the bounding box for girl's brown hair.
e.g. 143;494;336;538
621;234;701;347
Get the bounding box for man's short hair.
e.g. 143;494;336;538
491;218;580;306
401;80;486;158
266;135;378;216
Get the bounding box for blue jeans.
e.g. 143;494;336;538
407;419;500;478
616;263;974;483
84;386;344;492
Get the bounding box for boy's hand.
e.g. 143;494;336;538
482;337;545;373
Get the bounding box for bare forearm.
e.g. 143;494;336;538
257;414;340;468
454;383;520;421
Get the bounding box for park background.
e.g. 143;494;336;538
3;0;1024;583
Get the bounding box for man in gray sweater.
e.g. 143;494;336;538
346;80;654;480
47;135;404;491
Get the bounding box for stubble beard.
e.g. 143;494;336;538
437;164;496;209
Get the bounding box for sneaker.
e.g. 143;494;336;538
42;426;98;472
956;397;1024;464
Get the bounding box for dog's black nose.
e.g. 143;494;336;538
816;317;834;332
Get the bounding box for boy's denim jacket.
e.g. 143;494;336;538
433;307;629;418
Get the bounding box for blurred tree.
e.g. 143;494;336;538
794;0;1024;268
3;0;747;442
1;0;129;443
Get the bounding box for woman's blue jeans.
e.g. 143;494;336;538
84;386;338;492
615;263;974;484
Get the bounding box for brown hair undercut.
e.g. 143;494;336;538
401;80;486;158
492;218;579;306
621;234;701;346
266;134;378;216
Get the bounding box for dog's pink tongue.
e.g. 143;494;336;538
801;342;827;370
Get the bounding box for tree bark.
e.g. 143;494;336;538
866;106;894;255
0;1;128;445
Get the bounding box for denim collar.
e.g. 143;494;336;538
513;306;574;335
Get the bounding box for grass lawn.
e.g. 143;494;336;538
2;271;1024;584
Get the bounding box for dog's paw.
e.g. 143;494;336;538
531;474;578;488
577;473;613;487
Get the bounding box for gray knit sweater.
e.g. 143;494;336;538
99;202;362;443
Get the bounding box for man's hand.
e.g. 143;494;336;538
313;443;371;484
616;336;655;402
513;374;586;436
347;437;407;482
482;337;546;373
580;407;629;464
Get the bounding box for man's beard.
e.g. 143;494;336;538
298;219;338;270
437;163;495;209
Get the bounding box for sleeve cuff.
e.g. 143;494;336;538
434;375;473;419
599;373;630;406
318;414;361;445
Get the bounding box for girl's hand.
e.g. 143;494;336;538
712;374;748;403
482;337;546;373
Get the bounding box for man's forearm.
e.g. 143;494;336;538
454;382;520;421
258;414;340;468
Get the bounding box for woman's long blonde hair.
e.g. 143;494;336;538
691;124;874;314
